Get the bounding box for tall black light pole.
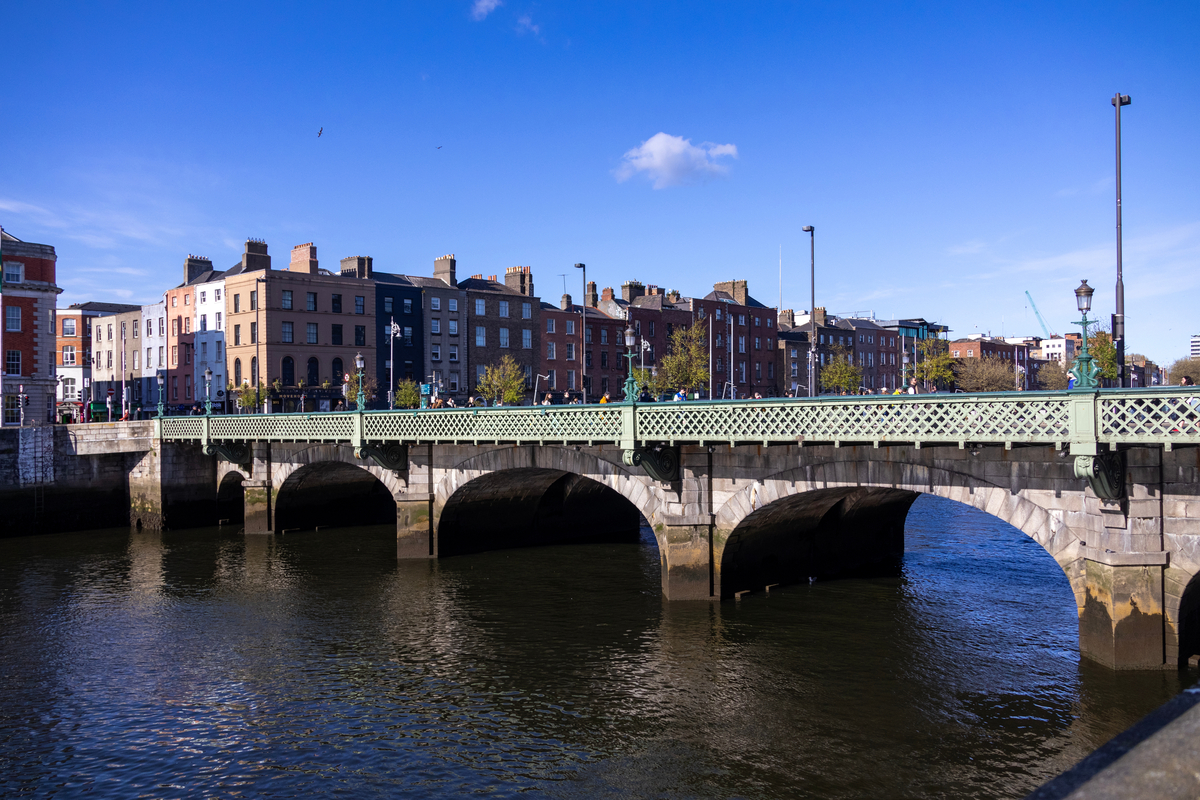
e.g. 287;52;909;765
1112;92;1131;388
575;263;587;403
802;225;816;397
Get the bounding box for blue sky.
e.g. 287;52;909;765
3;1;1198;364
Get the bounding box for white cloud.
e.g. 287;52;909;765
516;14;540;36
615;132;738;189
471;0;502;20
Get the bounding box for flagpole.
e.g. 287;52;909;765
1;225;5;422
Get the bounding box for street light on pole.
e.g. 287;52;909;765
1070;280;1100;390
622;324;638;402
156;372;165;418
354;352;366;412
802;225;816;397
1111;92;1132;388
204;367;213;416
575;263;587;404
387;316;401;408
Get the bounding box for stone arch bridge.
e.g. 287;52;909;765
149;389;1200;670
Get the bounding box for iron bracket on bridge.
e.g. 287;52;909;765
203;441;252;468
1074;451;1126;501
623;445;680;483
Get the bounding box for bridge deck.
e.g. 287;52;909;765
158;388;1200;450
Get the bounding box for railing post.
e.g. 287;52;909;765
1070;390;1125;501
620;402;637;453
352;411;365;452
201;415;210;451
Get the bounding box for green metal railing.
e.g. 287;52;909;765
159;387;1200;451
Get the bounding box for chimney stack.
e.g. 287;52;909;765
586;281;599;308
779;309;795;329
621;280;646;303
340;255;373;279
290;242;319;274
813;306;827;328
714;280;749;306
242;239;271;271
601;286;615;303
184;255;213;284
504;265;534;296
434;253;457;287
561;293;572;310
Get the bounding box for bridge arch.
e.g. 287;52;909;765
432;446;665;557
714;459;1080;604
271;445;406;532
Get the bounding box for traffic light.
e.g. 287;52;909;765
22;394;29;407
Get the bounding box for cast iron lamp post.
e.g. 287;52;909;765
156;373;165;418
622;324;639;402
354;352;366;412
204;367;213;416
803;225;816;397
1070;280;1101;390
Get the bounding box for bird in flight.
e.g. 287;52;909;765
436;145;442;149
318;127;323;138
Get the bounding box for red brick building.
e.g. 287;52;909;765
539;293;627;402
2;229;63;424
688;280;779;398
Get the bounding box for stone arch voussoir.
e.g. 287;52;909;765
271;444;407;499
715;458;1082;600
432;446;663;538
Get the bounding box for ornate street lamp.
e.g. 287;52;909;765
622;324;639;402
1070;279;1100;390
204;367;213;416
354;352;366;412
156;372;165;418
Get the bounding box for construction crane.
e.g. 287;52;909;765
1025;291;1055;338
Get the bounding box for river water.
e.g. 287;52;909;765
0;495;1190;799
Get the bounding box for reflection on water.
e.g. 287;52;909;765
0;495;1190;799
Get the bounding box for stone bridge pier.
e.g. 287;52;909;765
159;435;1200;671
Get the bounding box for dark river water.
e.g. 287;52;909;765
0;495;1190;799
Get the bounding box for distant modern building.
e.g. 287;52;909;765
1192;334;1200;360
1036;335;1075;364
1;229;62;425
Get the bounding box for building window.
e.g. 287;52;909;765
146;347;152;367
499;328;510;348
475;299;485;316
566;342;575;361
307;323;318;344
600;328;608;345
547;318;555;334
431;345;441;361
475;326;486;346
739;315;746;326
282;290;293;310
63;318;77;337
326;323;341;345
133;350;140;370
3;262;22;283
233;294;241;313
448;319;458;336
585;350;593;368
567;370;576;390
476;365;487;387
355;326;366;346
565;320;575;335
158;346;164;366
332;357;344;380
251;356;258;385
431;318;440;334
548;369;556;388
585;327;592;344
61;377;76;400
446;298;456;312
183;317;191;334
233;325;241;346
384;297;393;314
547;341;556;360
756;362;762;381
499;301;510;318
234;358;242;385
355;296;365;315
403;327;412;346
522;302;531;319
171;296;177;308
62;346;76;366
171;345;178;366
216;312;222;330
524;364;532;389
431;297;441;311
739;336;746;354
332;294;342;313
172;376;178;400
249;290;257;311
5;350;20;375
967;349;974;357
200;315;207;332
5;306;20;332
522;329;531;349
184;294;190;306
145;319;152;337
185;345;192;365
282;321;294;343
250;322;258;344
449;372;459;391
403;298;413;314
600;351;608;368
449;345;458;362
755;337;761;350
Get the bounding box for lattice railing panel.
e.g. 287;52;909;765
634;396;1072;444
364;406;625;443
1098;392;1200;444
161;418;204;439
